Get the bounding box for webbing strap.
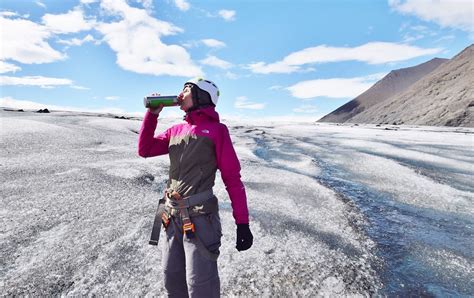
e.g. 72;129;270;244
165;189;220;261
149;197;166;245
165;189;214;209
150;189;211;244
176;194;195;239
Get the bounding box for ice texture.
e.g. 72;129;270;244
1;110;472;296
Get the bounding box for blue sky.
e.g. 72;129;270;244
1;0;473;121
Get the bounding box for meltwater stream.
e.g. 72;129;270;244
312;157;473;296
251;129;473;296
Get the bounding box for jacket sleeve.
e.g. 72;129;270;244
137;110;170;158
215;124;249;224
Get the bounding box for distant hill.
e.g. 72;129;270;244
349;44;474;127
318;58;447;123
318;44;474;127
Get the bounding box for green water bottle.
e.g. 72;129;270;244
144;95;179;108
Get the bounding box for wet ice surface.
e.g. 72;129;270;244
1;110;473;296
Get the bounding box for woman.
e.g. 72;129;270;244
138;77;253;297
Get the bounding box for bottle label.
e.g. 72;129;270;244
144;95;179;108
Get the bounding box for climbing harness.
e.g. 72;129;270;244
149;189;220;261
149;197;166;246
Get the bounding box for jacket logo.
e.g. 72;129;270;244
201;129;210;134
192;205;205;213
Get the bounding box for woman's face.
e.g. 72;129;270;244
178;85;194;112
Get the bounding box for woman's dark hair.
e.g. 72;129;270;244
185;83;215;111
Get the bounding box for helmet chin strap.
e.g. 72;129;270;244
184;87;199;124
186;85;201;113
184;83;214;114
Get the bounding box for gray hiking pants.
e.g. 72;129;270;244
162;212;222;298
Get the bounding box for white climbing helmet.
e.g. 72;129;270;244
185;77;220;105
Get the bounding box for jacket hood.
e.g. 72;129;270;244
184;106;220;124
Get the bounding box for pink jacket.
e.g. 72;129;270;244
138;107;249;224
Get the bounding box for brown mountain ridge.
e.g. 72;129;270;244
318;44;474;127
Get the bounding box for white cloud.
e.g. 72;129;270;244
218;10;236;21
234;96;265;110
35;1;46;8
201;39;226;48
58;34;96;46
248;42;442;74
269;85;283;90
402;33;425;43
174;0;190;11
0;75;74;88
389;0;474;32
136;0;154;11
1;97;64;110
0;15;65;64
0;11;19;17
222;113;323;124
367;26;374;35
410;25;429;32
0;61;21;74
42;7;95;34
105;96;120;100
247;61;300;74
71;85;90;90
200;55;233;69
435;35;456;43
97;0;202;77
284;42;441;65
0;96;56;110
225;71;238;79
286;73;387;99
293;104;319;114
399;24;439;42
0;96;138;116
80;0;98;4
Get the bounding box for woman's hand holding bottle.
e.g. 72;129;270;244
147;93;164;115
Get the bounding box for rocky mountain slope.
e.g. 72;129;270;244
319;44;474;127
349;44;474;127
318;58;447;123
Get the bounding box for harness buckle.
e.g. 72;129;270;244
170;190;182;200
183;222;195;238
161;212;170;228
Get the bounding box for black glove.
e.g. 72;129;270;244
236;224;253;251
